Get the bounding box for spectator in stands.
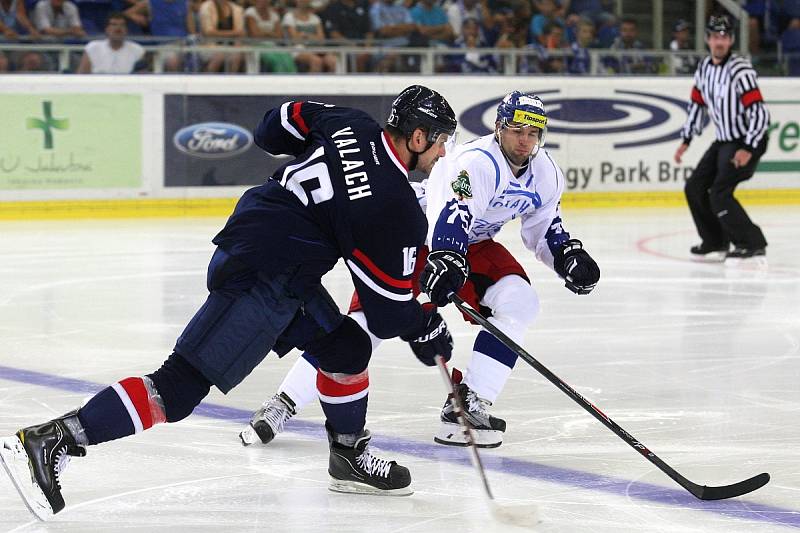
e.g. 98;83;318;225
562;0;613;25
744;0;765;56
0;0;44;71
77;12;146;73
369;0;417;72
568;15;594;73
245;0;295;73
494;0;530;50
33;0;86;38
781;17;800;75
410;0;453;45
447;16;496;72
282;0;336;72
529;0;563;41
198;0;245;72
446;0;487;40
670;18;695;74
521;21;565;72
606;17;652;73
124;0;195;71
320;0;372;71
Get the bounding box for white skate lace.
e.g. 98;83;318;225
465;390;492;423
53;447;71;488
259;395;294;434
355;447;392;478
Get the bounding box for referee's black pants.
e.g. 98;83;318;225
683;136;769;250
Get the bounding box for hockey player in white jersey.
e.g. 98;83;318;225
240;91;600;449
420;90;600;447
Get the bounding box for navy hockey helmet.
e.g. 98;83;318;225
495;91;548;155
387;85;458;145
706;14;734;36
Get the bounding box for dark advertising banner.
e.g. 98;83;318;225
164;95;395;187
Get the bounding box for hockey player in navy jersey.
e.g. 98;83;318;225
0;85;458;520
238;91;600;450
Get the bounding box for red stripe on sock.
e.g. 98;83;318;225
119;377;154;429
316;371;369;398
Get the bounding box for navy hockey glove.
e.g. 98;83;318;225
419;250;470;307
554;239;600;295
401;304;453;366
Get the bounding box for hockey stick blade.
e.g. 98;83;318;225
449;294;770;501
691;472;770;501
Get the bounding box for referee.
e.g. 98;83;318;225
674;14;770;263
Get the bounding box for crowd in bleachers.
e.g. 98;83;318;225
0;0;798;74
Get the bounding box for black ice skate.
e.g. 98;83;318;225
690;242;730;262
327;424;412;496
239;392;296;446
0;412;87;520
434;369;506;448
725;246;767;269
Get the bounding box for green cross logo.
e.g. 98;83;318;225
27;101;69;150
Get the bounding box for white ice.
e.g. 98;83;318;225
1;206;799;532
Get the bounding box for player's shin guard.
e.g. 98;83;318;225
317;368;369;435
78;376;167;445
1;410;87;520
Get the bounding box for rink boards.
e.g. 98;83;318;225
0;75;798;219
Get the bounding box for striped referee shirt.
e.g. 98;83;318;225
680;53;770;151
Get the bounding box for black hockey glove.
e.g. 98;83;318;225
401;304;453;367
554;239;600;295
419;250;470;307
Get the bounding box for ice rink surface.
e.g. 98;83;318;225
1;206;799;532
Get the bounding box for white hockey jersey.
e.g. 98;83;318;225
424;133;570;270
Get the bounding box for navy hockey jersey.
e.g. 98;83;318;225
212;102;427;340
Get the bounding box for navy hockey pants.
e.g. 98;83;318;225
174;248;342;393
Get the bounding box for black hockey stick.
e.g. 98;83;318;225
434;355;538;525
449;293;770;501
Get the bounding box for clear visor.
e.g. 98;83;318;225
431;129;459;150
500;120;546;148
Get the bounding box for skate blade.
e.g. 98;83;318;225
328;477;413;496
690;251;727;263
434;423;503;448
239;425;258;446
724;256;768;270
0;437;55;521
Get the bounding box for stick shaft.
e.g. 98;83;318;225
435;355;494;500
449;294;768;500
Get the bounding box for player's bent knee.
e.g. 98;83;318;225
307;316;372;375
484;275;540;328
148;352;212;423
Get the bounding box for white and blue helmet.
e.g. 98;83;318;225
495;91;548;155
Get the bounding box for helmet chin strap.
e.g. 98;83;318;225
406;137;433;172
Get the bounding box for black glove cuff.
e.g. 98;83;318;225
554;238;583;277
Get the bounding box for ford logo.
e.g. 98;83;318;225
460;90;704;150
173;122;253;159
